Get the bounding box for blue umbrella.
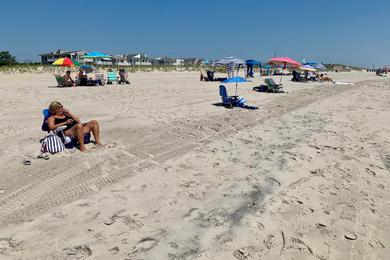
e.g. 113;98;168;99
80;65;94;73
304;62;326;70
223;76;248;96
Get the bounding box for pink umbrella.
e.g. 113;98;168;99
268;57;302;84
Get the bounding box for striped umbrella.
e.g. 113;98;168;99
52;57;80;67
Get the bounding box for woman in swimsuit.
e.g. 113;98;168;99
47;101;101;152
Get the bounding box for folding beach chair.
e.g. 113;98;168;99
54;75;64;87
219;85;246;108
264;78;283;93
95;73;105;86
106;71;118;84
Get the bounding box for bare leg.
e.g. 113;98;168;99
82;120;101;145
65;123;87;152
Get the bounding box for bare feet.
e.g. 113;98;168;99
79;145;87;152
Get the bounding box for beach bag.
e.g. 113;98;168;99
41;134;65;154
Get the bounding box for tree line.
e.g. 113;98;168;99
0;51;17;66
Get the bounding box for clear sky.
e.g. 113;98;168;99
1;0;389;67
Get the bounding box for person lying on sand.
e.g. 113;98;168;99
63;71;76;87
319;73;334;82
47;101;101;152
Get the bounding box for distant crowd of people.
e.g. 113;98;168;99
376;68;388;77
62;69;131;87
292;70;333;83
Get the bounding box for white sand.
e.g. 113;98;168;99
0;71;389;259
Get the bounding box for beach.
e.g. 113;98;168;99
0;71;389;259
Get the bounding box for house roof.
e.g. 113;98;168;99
39;50;87;56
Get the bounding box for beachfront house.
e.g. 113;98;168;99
126;53;152;66
152;56;175;66
172;58;184;66
39;49;87;65
112;55;130;66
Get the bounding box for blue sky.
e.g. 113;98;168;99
1;0;389;67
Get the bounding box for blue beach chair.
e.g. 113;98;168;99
219;85;246;108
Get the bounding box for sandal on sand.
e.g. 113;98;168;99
37;154;49;160
23;160;31;166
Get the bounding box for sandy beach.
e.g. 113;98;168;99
0;71;389;259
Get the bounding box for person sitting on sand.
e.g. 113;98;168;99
77;69;88;86
47;101;101;152
119;69;130;84
63;71;76;87
319;73;334;82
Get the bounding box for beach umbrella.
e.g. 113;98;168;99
52;57;80;67
268;57;302;84
222;76;248;96
299;64;317;72
304;62;327;70
80;65;94;73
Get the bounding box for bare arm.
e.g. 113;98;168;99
47;116;73;131
63;109;80;123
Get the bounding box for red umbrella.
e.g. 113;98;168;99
268;57;302;84
52;57;80;67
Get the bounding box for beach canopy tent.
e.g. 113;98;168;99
214;56;245;65
222;76;248;96
245;59;261;78
268;57;302;84
214;57;245;78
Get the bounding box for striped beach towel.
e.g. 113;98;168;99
42;134;65;154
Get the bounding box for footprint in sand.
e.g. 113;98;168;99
108;246;120;255
183;208;201;221
0;238;23;255
63;245;92;259
128;237;158;257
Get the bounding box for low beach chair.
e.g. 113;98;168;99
107;71;118;84
54;75;64;87
264;78;283;93
41;109;90;149
95;73;105;85
219;85;246;108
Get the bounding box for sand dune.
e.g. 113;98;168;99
0;71;389;259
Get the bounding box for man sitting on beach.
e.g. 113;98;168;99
63;71;76;87
47;101;102;152
77;69;88;86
